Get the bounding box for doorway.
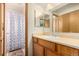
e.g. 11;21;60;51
4;3;28;56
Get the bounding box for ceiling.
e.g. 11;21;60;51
34;3;62;11
33;3;65;17
5;3;25;14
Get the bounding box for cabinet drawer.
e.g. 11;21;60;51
38;39;55;51
56;44;79;56
33;37;38;43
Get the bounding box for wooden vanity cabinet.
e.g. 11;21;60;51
33;37;44;56
38;39;55;51
33;43;44;56
33;37;38;43
38;39;57;56
33;37;79;56
45;48;58;56
56;44;79;56
33;37;57;56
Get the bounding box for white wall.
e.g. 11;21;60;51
28;4;34;56
33;4;53;34
28;3;53;55
28;3;44;56
32;4;45;34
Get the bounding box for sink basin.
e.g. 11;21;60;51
41;35;59;39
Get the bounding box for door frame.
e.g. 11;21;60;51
3;3;28;56
25;3;28;56
3;3;5;56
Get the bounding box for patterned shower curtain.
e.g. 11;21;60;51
6;11;25;52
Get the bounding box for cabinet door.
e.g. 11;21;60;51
33;43;44;56
38;39;55;51
56;44;79;56
61;45;79;56
33;37;38;43
45;48;57;56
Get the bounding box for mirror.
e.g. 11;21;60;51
39;16;44;27
34;10;50;28
44;14;50;28
53;10;79;33
34;10;44;27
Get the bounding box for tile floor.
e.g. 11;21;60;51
6;48;25;56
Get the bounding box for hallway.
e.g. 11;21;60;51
5;3;25;56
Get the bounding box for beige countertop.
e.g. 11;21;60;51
33;34;79;49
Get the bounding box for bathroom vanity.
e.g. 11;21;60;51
33;4;79;56
32;34;79;56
